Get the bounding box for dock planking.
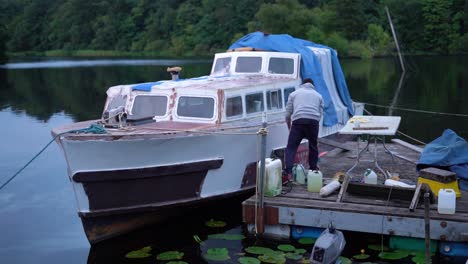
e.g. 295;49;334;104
243;141;468;242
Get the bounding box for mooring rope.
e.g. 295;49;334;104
363;108;427;145
0;124;106;191
364;102;468;118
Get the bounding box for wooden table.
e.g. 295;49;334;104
337;115;401;202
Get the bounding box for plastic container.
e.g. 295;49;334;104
364;168;378;184
319;180;341;197
293;164;307;184
384;179;416;188
307;170;323;192
438;189;456;214
258;158;282;197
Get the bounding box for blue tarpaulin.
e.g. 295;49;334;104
229;32;354;127
417;129;468;191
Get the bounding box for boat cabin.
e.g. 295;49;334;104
101;51;301;127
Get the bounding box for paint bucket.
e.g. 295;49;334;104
258;158;282;197
307;170;322;193
438;189;456;214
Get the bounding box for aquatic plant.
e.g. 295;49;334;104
294;248;306;254
411;255;426;264
367;244;389;251
277;244;295;252
298;237;317;245
205;219;227;228
208;233;246;240
258;253;286;264
238;256;261;264
157;251;184;260
378;251;409;260
285;252;303;260
203;248;230;261
339;256;352;264
245;246;276;255
353;253;370;260
353;249;370;260
125;246;152;258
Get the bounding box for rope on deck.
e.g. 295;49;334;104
364;102;468;118
0;124;106;191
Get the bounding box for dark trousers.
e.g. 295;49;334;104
285;118;319;173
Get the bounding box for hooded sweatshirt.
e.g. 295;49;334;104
285;82;324;122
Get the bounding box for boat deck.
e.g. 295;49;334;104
242;141;468;242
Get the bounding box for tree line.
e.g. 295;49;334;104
1;0;467;61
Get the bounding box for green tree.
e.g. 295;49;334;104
248;0;313;39
421;0;453;53
329;0;367;40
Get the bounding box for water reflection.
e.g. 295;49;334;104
1;59;210;69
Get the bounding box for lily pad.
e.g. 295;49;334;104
277;244;295;252
125;246;152;258
238;256;261;264
298;237;317;245
339;256;352;264
285;252;303;260
378;251;409;260
203;248;230;261
353;253;370;260
157;251;184;261
367;244;389;251
258;254;286;264
294;248;306;254
298;259;311;264
208;233;246;240
205;219;226;228
167;262;188;264
245;246;275;255
411;255;427;264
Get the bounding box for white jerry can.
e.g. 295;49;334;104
258;158;282;197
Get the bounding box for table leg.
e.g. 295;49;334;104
373;136;388;179
381;137;395;174
345;136;370;176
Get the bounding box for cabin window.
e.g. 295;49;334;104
177;96;214;119
131;95;167;117
246;92;264;114
235;57;262;73
268;57;294;74
267;89;283;111
226;96;243;118
213;57;231;75
284;87;295;104
106;95;127;110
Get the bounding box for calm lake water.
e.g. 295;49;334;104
0;56;466;264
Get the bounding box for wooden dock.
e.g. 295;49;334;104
242;141;468;243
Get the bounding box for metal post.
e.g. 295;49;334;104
256;113;268;234
385;6;406;73
424;192;432;264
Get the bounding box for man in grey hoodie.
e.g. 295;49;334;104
283;78;324;183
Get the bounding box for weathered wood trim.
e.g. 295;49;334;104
243;203;279;225
73;158;223;183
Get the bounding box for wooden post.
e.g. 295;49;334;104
256;113;268;234
424;192;431;264
385;6;406;73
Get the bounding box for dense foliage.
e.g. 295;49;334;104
1;0;467;59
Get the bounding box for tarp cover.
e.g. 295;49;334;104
417;129;468;191
229;32;354;126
